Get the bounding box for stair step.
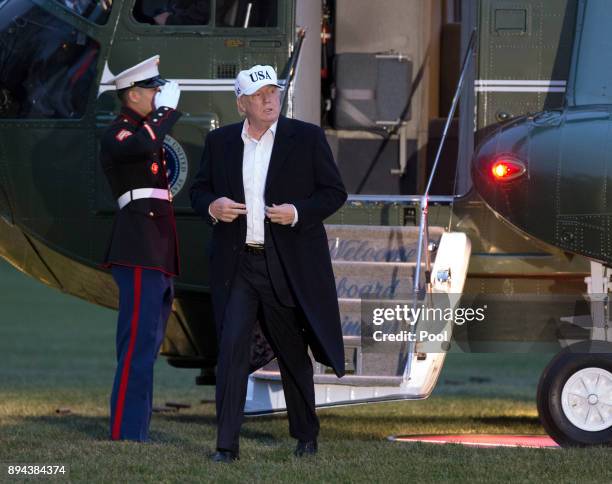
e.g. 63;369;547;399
252;370;403;387
325;224;445;262
260;342;406;379
339;298;361;337
333;260;415;300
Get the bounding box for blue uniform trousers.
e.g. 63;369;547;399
109;265;174;441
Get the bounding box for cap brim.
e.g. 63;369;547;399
241;81;283;96
134;76;168;88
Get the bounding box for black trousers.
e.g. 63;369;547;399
215;250;319;453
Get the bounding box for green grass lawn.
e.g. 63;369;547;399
1;260;611;483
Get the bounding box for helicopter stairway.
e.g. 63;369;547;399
245;28;475;413
245;223;471;414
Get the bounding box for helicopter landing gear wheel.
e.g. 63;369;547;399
537;349;612;447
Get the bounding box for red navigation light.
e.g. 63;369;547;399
490;158;526;182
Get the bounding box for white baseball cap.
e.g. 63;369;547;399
234;65;283;97
111;55;167;90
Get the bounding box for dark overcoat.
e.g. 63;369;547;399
190;115;347;377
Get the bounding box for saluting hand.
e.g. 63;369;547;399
154;81;181;110
265;204;296;225
210;197;247;222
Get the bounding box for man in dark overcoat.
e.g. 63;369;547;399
190;64;346;462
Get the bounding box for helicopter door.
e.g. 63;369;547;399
244;1;469;414
317;0;462;196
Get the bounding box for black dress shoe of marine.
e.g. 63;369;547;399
294;440;318;457
211;449;239;463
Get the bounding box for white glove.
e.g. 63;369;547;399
154;81;181;110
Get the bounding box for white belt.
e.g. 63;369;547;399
117;188;170;209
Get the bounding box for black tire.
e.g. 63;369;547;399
537;347;612;447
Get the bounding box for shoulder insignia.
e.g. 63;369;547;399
115;129;133;142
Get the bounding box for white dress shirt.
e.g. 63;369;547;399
243;118;276;244
208;118;297;238
242;119;298;244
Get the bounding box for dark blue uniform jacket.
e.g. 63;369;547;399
100;105;181;275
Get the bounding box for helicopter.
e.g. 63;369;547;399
471;0;612;446
0;0;608;446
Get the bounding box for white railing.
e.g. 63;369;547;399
403;29;477;382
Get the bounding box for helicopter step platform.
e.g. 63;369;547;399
245;350;449;414
245;228;471;414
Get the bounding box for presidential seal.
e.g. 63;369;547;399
163;135;188;197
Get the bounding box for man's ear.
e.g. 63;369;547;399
127;88;140;104
236;97;246;116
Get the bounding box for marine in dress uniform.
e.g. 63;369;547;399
100;55;182;441
190;65;347;462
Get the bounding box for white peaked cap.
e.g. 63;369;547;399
111;55;164;90
234;65;282;97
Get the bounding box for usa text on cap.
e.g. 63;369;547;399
234;65;282;97
112;55;168;90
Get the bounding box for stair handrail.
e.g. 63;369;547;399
413;28;476;294
280;28;306;112
403;29;477;382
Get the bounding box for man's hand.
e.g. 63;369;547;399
265;204;296;225
154;81;181;110
210;197;247;222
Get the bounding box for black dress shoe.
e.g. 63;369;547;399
211;450;239;463
294;440;318;457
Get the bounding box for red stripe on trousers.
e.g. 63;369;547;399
111;267;143;440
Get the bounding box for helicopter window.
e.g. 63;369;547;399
133;0;211;25
0;1;100;119
54;0;113;25
216;0;277;27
